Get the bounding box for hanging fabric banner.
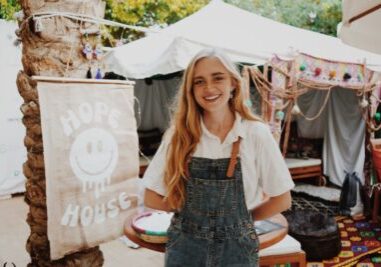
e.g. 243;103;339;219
272;53;374;89
36;77;139;260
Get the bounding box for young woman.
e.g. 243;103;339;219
143;48;294;266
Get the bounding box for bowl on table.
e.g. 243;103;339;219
131;211;173;244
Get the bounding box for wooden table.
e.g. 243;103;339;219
124;213;288;253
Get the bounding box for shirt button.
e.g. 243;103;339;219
250;233;257;240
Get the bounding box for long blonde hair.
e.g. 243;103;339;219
164;48;261;210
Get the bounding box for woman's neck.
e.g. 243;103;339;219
203;109;235;143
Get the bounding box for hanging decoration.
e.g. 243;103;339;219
314;67;322;76
86;67;92;79
275;110;285;121
80;30;104;79
95;68;102;79
288;53;375;88
82;43;93;60
329;70;336;80
360;97;369;108
374;112;381;123
93;34;103;60
343;72;352;81
291;103;301;115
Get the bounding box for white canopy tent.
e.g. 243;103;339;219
338;0;381;55
0;19;26;198
105;0;381;79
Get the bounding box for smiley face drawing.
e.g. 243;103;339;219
69;128;118;198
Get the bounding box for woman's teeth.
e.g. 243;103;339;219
204;95;220;101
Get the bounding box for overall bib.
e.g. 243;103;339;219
165;139;259;267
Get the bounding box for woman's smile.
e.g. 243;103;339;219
203;94;222;102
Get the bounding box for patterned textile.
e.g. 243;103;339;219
281;192;381;266
307;217;381;267
282;192;381;266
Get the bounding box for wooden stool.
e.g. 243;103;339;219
259;234;306;267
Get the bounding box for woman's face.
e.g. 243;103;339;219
192;57;235;114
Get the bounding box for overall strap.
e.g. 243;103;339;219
226;137;242;178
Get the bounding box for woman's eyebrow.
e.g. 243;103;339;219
212;72;227;76
193;72;226;80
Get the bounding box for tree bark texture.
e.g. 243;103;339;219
16;0;106;266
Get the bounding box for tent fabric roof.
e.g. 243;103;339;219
338;0;381;54
105;0;381;79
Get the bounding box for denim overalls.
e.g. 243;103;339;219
165;138;259;267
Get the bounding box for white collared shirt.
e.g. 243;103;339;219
142;113;294;210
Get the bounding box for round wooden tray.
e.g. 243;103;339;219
125;212;288;253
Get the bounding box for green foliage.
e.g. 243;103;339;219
0;0;20;20
104;0;208;44
0;0;341;41
226;0;342;36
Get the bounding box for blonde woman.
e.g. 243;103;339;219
143;48;294;266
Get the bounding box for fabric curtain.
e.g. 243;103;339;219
296;87;365;186
134;78;180;132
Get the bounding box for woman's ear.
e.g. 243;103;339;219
231;79;238;90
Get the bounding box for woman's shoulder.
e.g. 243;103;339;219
242;119;272;138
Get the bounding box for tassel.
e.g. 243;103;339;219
86;67;92;79
95;68;102;79
291;104;301;115
360;97;369;108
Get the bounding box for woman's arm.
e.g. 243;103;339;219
251;191;291;221
144;188;173;212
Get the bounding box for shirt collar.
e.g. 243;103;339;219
200;112;247;144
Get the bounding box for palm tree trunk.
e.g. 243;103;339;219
16;0;106;265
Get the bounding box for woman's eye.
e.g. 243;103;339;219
194;80;204;86
214;76;224;81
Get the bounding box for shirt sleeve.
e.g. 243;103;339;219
141;129;172;196
256;124;295;197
